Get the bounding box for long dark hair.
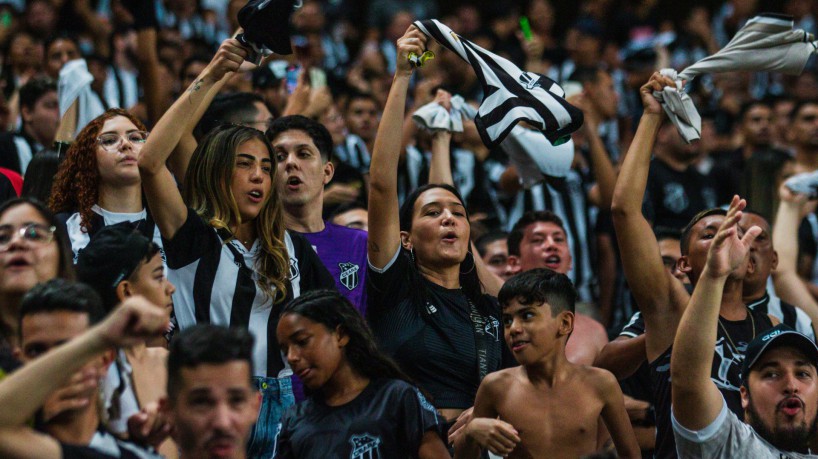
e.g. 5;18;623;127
398;183;487;314
281;290;412;385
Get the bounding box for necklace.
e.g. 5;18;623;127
717;307;756;351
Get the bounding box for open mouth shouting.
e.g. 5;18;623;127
5;255;32;270
779;397;805;417
247;190;264;203
286;176;303;191
543;255;562;270
441;231;458;244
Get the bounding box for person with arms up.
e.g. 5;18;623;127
366;25;514;436
455;269;640;459
610;73;775;458
137;38;334;458
671;195;818;458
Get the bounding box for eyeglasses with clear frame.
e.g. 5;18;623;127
97;131;149;153
0;223;57;250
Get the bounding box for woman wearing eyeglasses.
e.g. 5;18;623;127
49;109;161;263
0;197;74;377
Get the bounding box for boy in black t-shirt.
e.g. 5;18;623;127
456;269;640;458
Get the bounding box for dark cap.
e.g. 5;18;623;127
76;223;157;313
741;324;818;386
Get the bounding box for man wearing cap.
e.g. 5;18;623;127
671;196;818;457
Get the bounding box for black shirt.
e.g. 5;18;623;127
275;378;444;458
367;248;515;409
643;158;718;230
649;307;773;459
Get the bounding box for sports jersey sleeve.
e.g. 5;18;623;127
672;396;777;458
619;312;645;338
160;209;219;269
398;383;446;452
366;246;410;319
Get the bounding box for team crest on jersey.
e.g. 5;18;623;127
663;182;689;214
338;262;360;290
519;72;542;90
289;257;299;280
349;434;381;459
485;317;501;341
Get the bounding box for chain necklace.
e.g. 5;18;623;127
717;307;756;351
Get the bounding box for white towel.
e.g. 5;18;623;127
657;14;817;143
500;125;575;188
785;171;818;199
411;95;477;132
58;59;107;137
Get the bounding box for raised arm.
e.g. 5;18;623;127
368;26;427;268
0;298;167;459
167;29;252;184
610;73;680;356
568;93;617;211
138;39;247;239
772;183;818;337
427;89;455;186
671;197;760;430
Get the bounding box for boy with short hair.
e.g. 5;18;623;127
456;269;640;458
76;223;176;453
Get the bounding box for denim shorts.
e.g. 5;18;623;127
246;375;295;459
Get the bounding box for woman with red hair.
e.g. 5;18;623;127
49;108;162;262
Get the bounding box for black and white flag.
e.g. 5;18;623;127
413;19;583;148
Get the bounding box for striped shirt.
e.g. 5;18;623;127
483;162;594;302
61;205;165;265
163;210;334;378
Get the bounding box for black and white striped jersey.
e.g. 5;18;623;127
163;210;335;379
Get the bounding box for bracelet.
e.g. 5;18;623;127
53;141;71;157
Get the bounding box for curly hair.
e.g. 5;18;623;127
49;109;147;232
183;124;290;302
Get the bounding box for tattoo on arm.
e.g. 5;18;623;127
188;79;204;94
369;241;380;253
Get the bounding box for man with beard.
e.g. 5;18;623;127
671;198;818;457
611;73;775;458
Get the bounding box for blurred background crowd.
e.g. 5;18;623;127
0;0;817;339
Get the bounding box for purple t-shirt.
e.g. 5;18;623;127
299;222;369;315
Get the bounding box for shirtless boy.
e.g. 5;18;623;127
455;269;640;458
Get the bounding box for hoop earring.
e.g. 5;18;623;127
460;251;476;275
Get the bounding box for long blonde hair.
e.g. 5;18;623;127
183;125;289;302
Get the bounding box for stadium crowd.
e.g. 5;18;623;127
0;0;817;457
